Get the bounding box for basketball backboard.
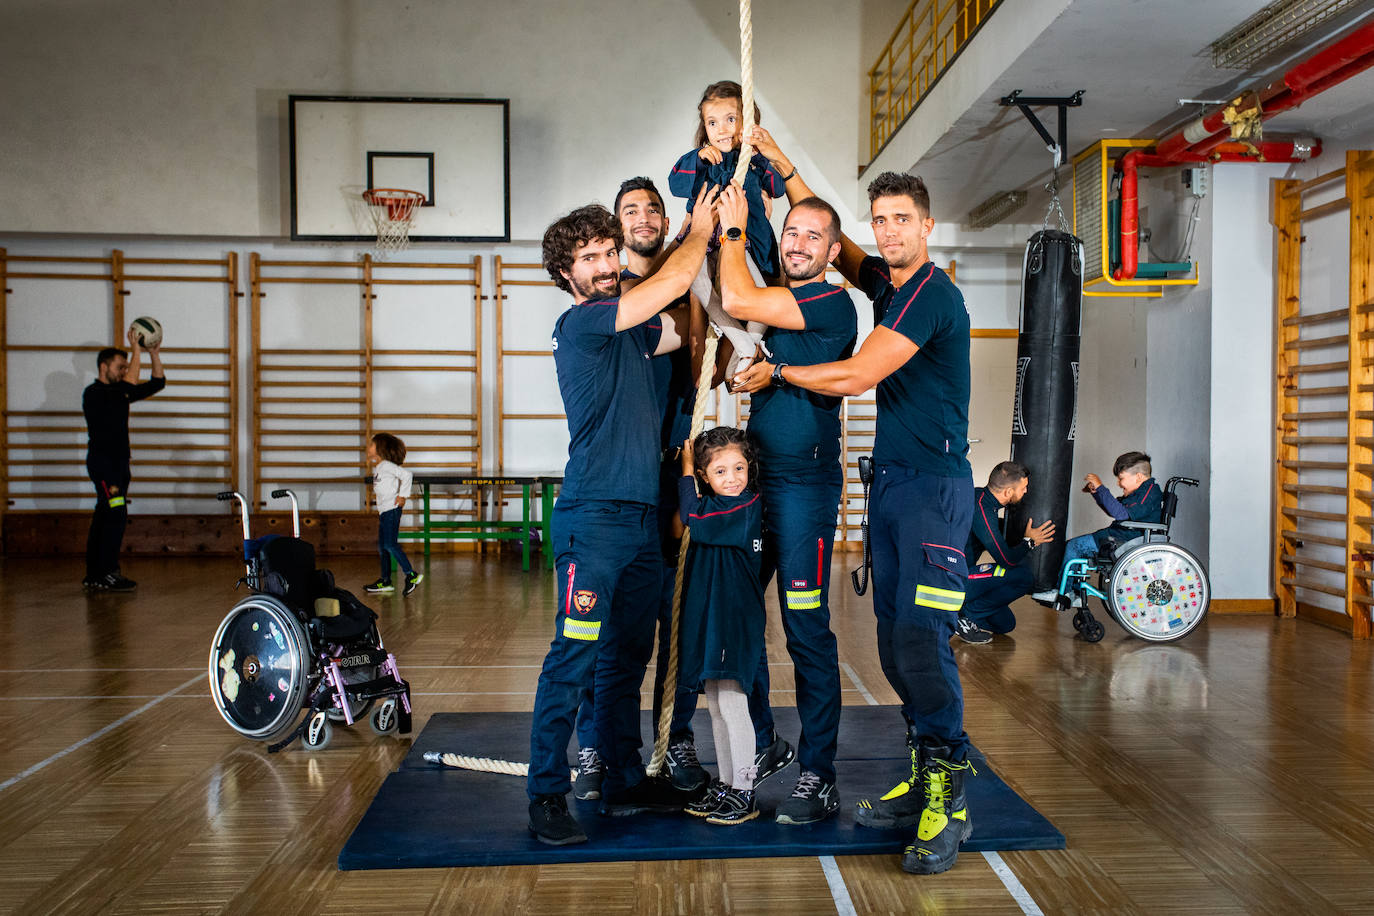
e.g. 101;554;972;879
289;95;510;242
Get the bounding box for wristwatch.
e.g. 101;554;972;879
723;226;743;242
1024;537;1036;550
771;362;789;387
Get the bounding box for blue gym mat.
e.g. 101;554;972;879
338;707;1064;870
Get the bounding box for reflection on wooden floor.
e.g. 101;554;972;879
0;552;1371;914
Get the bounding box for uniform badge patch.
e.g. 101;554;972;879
572;590;598;615
791;579;808;589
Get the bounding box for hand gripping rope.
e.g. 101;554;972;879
426;0;751;783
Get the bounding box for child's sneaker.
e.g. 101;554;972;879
685;778;728;817
953;615;993;645
752;735;796;788
705;787;758;825
403;572;424;596
364;578;394;593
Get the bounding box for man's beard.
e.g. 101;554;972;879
781;251;824;282
572;272;620;301
625;233;664;257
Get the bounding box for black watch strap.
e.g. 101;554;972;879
772;363;789;387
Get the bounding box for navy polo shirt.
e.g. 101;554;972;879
747;281;857;473
858;255;971;476
622;268;694;450
552;297;664;504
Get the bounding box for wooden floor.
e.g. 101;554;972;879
1;551;1372;915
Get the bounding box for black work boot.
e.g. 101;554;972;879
899;741;975;875
855;726;924;828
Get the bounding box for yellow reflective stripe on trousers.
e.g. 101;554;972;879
562;617;601;641
914;584;965;611
785;589;821;610
107;496;126;508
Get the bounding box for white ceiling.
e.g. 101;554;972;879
869;0;1374;226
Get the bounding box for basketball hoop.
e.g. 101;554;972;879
362;188;426;254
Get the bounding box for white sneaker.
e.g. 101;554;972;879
1031;589;1058;604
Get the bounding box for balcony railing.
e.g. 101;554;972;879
868;0;1002;162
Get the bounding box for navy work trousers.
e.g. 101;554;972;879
750;465;843;783
529;499;662;799
869;465;974;760
964;562;1033;634
86;460;130;579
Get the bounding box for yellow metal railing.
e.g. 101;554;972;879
868;0;1002;160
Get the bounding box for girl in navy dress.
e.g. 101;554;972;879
677;426;766;824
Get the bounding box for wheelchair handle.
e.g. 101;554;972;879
270;488;301;537
219;490;252;544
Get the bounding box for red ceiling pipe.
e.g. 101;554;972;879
1113;139;1319;280
1154;20;1374;162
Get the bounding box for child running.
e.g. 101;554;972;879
677;426;766;825
669;80;787;284
364;432;423;596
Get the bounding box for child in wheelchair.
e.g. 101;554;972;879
1032;453;1209;643
1034;450;1161;609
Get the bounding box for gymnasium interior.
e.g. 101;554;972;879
2;0;1373;912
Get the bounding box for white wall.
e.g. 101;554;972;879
1208;162;1288;601
0;0;864;241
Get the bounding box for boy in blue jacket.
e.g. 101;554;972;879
1034;451;1163;607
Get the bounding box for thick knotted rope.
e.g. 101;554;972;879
646;329;720;775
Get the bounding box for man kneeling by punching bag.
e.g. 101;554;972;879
954;461;1055;644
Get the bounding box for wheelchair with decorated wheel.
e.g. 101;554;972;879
1052;476;1210;643
208;489;412;751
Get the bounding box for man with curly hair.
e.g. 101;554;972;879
527;185;718;846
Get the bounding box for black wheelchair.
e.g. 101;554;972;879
208;489;412;751
1054;476;1210;643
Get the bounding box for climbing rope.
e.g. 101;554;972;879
426;0;752;786
646;329;720;775
732;0;755;186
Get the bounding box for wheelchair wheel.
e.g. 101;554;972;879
302;710;332;751
370;698;400;736
1107;541;1210;642
209;596;313;741
1081;617;1105;643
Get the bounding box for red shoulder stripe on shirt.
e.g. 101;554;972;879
978;498;1012;565
793;288;843;305
688;492;761;519
890;264;936;328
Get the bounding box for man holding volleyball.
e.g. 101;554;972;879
82;323;165;592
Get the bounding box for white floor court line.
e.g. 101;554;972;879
983;851;1044;915
0;673;203;793
839;661;879;706
819;855;858;916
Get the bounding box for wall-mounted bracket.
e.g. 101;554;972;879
1000;90;1085;168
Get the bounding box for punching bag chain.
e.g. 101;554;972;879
1043;158;1070;234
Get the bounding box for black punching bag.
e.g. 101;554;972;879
1005;229;1082;591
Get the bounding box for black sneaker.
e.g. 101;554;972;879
752;735;797;788
528;794;587;846
364;578;394;593
900;744;975;875
82;577;102;591
775;770;838;825
403;573;424;596
665;739;710;792
599;774;692;817
685;778;728;817
573;747;605;801
855;744;924;828
705;787;758;825
95;573;137;593
953;615;993;645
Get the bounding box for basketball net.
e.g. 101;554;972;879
362;188;425;255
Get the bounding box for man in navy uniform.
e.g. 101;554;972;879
527;185;717;846
736;127;975;875
572;177;722;801
717;184;856;824
957;460;1056;644
82;330;165;591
